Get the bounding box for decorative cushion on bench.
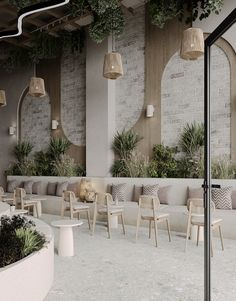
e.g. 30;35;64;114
67;182;80;197
143;184;159;197
32;181;42;194
232;190;236;210
47;182;57;196
212;186;232;210
7;180;19;193
24;180;34;194
56;181;68;197
111;183;127;203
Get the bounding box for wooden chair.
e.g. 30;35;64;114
92;192;125;238
61;191;91;229
136;195;171;247
0;186;15;204
185;198;224;255
14;188;39;217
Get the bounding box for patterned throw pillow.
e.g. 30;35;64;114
112;183;127;203
85;190;96;202
143;184;159;197
7;180;18;193
56;182;68;197
212;186;232;210
24;181;34;194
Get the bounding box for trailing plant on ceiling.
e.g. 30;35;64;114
149;0;224;28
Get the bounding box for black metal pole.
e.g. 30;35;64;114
203;8;236;301
204;43;211;301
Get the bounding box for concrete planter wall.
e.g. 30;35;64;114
0;218;54;301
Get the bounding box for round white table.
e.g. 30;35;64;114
51;220;83;257
10;209;28;216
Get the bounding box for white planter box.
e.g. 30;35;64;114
0;218;54;301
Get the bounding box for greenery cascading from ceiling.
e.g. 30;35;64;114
2;0;224;72
150;0;224;28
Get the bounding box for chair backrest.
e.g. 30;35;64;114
138;195;160;210
63;191;76;203
14;188;26;208
95;192;113;207
0;186;4;195
188;198;215;215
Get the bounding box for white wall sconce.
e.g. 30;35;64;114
146;105;155;117
51;120;59;130
9;126;16;135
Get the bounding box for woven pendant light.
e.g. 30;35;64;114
103;52;123;79
28;77;45;97
180;28;204;60
0;90;6;107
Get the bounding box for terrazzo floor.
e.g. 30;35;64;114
41;214;236;301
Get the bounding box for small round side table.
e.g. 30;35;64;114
51;219;83;257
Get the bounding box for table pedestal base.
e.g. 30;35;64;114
58;227;74;257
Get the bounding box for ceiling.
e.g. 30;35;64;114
0;0;146;50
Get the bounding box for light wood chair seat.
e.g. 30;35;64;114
92;193;125;238
141;213;169;221
136;195;171;247
185;198;224;255
73;203;90;210
191;216;222;226
61;191;91;230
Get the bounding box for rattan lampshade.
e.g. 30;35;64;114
180;28;204;60
28;77;45;97
103;52;123;80
0;90;6;107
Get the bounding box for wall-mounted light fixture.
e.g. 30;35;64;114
146;105;155;117
9;126;16;135
51;120;59;130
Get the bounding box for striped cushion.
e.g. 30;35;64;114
212;186;232;210
112;183;127;203
143;184;159;197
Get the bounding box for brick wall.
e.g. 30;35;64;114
115;5;145;132
60;48;86;146
21;94;51;153
161;45;231;158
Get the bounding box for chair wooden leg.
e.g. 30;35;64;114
92;211;97;235
185;221;191;251
87;210;91;230
219;225;224;251
211;229;214;257
121;213;125;235
149;220;152;239
153;219;158;247
166;218;171;242
107;215;111;239
135;212;141;243
60;202;64;217
197;226;200;246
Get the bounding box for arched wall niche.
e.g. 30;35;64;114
161;36;235;159
18;87;51;154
